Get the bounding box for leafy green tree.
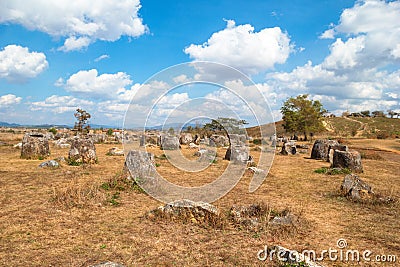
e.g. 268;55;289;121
280;94;327;141
106;128;113;136
48;127;57;135
372;110;385;118
361;110;370;117
168;127;175;135
387;110;396;118
203;117;248;135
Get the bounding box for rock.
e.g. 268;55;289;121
296;144;309;149
291;146;297;155
88;133;106;144
209;134;229;147
44;132;54;140
124;150;156;183
55;132;69;140
188;142;198;149
228;134;246;146
149;199;220;225
139;135;145;147
327;144;348;164
269;213;298;226
53;138;71;148
160;135;180;150
21;132;50;160
107;147;124;156
89;262;125;267
39;160;59;168
13;142;22;149
229;204;265;230
68;137;97;164
179;133;193;145
341;174;373;201
146;135;158;145
247;167;266;174
280;143;289;155
194;148;216;162
332;150;363;173
224;145;249;164
311;139;339;160
54;156;66;163
193;134;201;145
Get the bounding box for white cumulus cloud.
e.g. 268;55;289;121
184;20;293;75
320;0;400;68
0;45;48;83
267;0;400;115
62;69;133;99
0;0;148;51
0;94;22;106
30;95;94;113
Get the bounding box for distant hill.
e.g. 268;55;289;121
246;117;400;139
0;121;21;127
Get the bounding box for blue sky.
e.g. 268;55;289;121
0;0;399;127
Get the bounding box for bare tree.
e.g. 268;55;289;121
74;108;91;134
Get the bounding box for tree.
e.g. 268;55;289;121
106;128;113;136
203;117;248;135
361;110;370;117
168;127;175;135
48;127;57;135
280;94;327;141
74;108;91;134
371;110;385;118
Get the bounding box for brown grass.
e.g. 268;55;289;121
0;132;399;266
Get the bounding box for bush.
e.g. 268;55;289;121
252;139;262;145
314;167;351;175
376;131;389;139
48;127;57;135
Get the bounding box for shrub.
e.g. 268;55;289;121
376;131;389;139
48;127;57;135
314;167;351;175
252;139;262;145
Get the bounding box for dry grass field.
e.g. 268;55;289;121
0;132;399;266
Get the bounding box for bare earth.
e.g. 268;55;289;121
0;133;399;266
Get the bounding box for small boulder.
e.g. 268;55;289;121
188;142;198;149
332;150;363;173
229;204;266;230
194;148;216;162
179;133;193;145
148;199;220;225
247;167;266;174
39;160;59;168
209;134;230;147
160;135;180;150
341;174;373;201
224;145;249;164
107;147;124;156
13;142;22;149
